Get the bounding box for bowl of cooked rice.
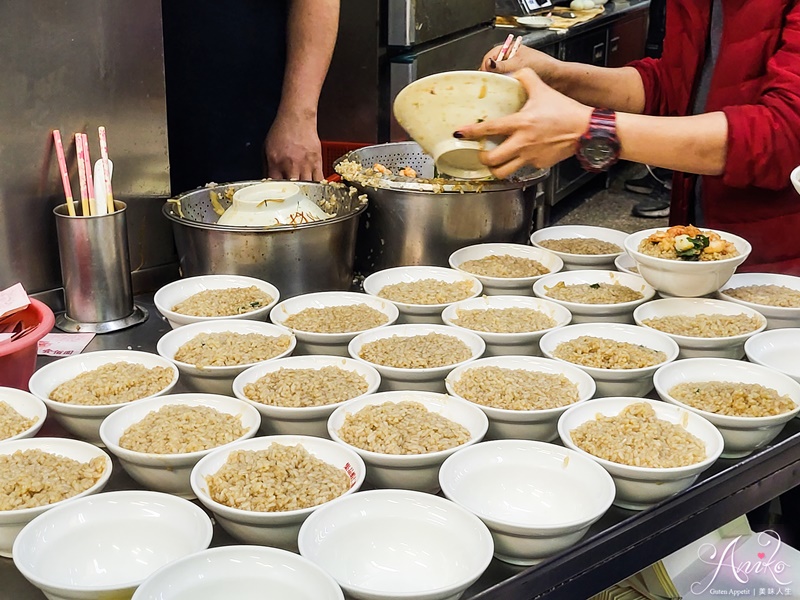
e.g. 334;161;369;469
99;393;261;498
530;225;628;271
653;358;800;458
439;440;614;565
634;298;767;359
0;437;112;558
717;272;800;329
27;350;179;445
348;323;485;392
269;290;399;355
539;323;680;397
298;489;494;600
533;269;656;324
557;397;723;510
327;390;488;493
154;274;280;329
448;242;564;296
362;265;482;324
232;355;381;437
190;434;365;551
445;356;595;442
0;387;47;442
441;295;572;356
624;226;751;298
745;328;800;385
156;320;296;395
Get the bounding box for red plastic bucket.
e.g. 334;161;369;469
0;299;55;391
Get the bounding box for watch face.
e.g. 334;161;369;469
582;137;616;166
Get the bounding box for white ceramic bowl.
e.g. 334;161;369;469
190;435;365;552
156;319;296;395
445;356;595;442
533;269;656;324
633;298;766;360
745;328;800;384
131;545;344;600
623;227;752;297
27;350;179;445
154;274;280;329
653;358;800;458
362;266;482;324
439;440;614;565
717;272;800;329
516;15;555;28
393;70;527;179
298;489;494;600
531;225;628;271
0;437;111;558
539;323;679;397
327;390;489;492
99;393;261;498
0;387;47;442
448;243;564;296
232;355;381;437
348;323;485;392
13;490;213;600
791;164;800;195
614;253;640;275
441;295;572;356
269;291;399;355
558;397;724;510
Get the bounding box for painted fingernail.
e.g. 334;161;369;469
488;58;497;69
453;131;464;139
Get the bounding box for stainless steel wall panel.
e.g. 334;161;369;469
388;0;495;46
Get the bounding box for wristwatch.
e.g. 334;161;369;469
576;108;620;172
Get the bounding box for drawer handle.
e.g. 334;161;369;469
610;36;620;53
592;42;605;63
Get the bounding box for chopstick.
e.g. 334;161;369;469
81;133;95;216
52;130;76;217
98;126;115;214
495;34;515;61
75;133;91;216
507;36;523;60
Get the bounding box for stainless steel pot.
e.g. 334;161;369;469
162;181;366;298
336;142;549;273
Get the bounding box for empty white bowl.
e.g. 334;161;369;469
131;545;344;600
99;393;261;498
653;358;800;458
0;437;112;558
448;243;564;296
441;295;572;356
558;397;724;510
154;274;280;329
156;319;296;395
13;490;213;600
0;387;47;442
516;15;554;28
539;323;679;397
745;328;800;384
623;228;752;298
269;291;399;355
362;266;482;324
439;440;615;565
298;489;494;600
217;181;331;226
533;269;656;324
27;350;179;445
232;355;381;437
717;272;800;329
531;225;628;271
348;323;485;392
327;390;488;492
190;435;365;552
393;70;527;179
614;253;640;276
792;164;800;195
634;297;767;359
445;356;595;442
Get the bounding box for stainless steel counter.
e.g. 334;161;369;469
4;294;800;599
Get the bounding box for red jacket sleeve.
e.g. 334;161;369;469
627;57;669;117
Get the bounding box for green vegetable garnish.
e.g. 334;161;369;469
589;283;601;289
676;234;709;261
250;301;261;308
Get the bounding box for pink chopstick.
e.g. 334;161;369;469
52;130;76;216
98;126;115;213
507;36;523;60
496;34;514;61
75;133;90;216
81;133;95;215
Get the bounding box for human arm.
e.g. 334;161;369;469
265;0;339;181
479;44;646;114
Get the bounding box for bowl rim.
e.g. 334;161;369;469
530;225;628;259
0;387;48;442
362;266;483;310
447;243;564;284
532;270;656;310
624;227;752;266
557;397;724;475
716;273;800;316
438;439;616;530
745;328;800;378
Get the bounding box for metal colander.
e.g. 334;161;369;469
335;142;548;193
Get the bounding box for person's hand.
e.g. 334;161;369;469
264;109;324;181
454;68;593;179
479;44;559;83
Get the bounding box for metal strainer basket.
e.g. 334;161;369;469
335;142;548;193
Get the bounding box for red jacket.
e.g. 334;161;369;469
629;0;800;274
